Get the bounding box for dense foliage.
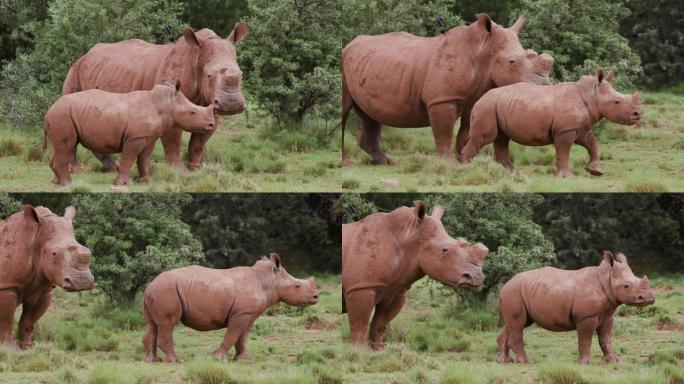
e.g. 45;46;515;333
182;193;341;272
0;192;21;219
71;194;204;304
0;0;184;126
240;0;461;124
181;0;248;38
513;0;642;88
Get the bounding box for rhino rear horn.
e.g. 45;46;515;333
431;205;444;221
510;17;524;33
22;205;40;225
64;206;76;221
413;200;426;221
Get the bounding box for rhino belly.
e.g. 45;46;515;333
523;280;576;331
497;99;554;146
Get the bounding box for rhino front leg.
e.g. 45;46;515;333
346;289;376;347
136;139;157;183
234;318;256;361
576;317;599;364
455;107;470;155
428;102;460;159
553;131;577;178
18;292;52;350
0;290;18;349
575;131;603;176
113;138;148;185
94;153;119;173
160;125;184;169
597;317;618;363
187;130;216;171
213;314;253;361
369;291;406;350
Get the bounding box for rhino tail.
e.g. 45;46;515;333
340;68;353;166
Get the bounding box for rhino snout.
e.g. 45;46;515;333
459;270;485;288
635;292;655;306
62;271;94;292
214;91;245;115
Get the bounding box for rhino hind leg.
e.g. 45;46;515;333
493;135;514;170
93;153;119;173
355;106;392;165
142;319;161;362
369;292;406;350
496;325;512;363
50;150;72;186
500;293;531;363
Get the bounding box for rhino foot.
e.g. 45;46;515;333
555;169;574;178
234;353;251;361
113;176;129;186
163;356;183;363
602;354;618;363
69;163;82;173
138;175;150;183
144;354;162;363
371;155;393;165
585;163;604;176
212;349;228;361
496;354;512;364
18;341;33;350
577;356;591;365
187;162;203;171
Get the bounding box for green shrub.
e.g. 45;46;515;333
535;364;585;384
312;364;343;384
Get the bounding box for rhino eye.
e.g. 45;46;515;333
509;60;515;64
614;100;620;104
623;284;629;289
52;252;57;257
295;284;301;288
441;246;448;252
191;111;196;115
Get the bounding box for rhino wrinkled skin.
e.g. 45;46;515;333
0;205;94;350
45;81;216;186
63;24;247;172
341;14;553;165
461;68;643;177
342;201;488;349
497;251;655;364
142;253;318;362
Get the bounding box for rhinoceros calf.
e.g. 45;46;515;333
461;68;643;177
341;14;553;165
0;205;94;350
497;251;654;364
63;24;248;172
45;80;216;186
342;201;488;349
142;253;318;362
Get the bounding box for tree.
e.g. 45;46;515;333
72;194;203;304
182;0;248;37
0;0;49;65
0;0;184;126
240;0;461;124
0;193;20;220
182;194;341;272
620;0;684;88
535;193;684;273
512;0;642;88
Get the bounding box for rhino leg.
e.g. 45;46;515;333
187;130;216;171
143;286;182;363
496;325;512;363
114;138;148;185
0;291;18;349
500;291;530;363
369;291;406;350
234;318;256;361
493;135;514;170
459;105;496;163
575;131;603;176
67;146;82;173
160;126;184;169
212;314;253;361
455;108;470;156
576;317;599;364
597;317;618;363
346;289;376;347
142;320;161;362
355;106;392;165
553;131;577;178
18;292;52;350
50;150;72;186
428;103;460;159
136;139;156;183
93;153;119;173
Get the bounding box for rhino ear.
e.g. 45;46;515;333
270;252;281;269
183;27;201;48
227;21;248;45
64;206;76;221
603;250;615;267
174;79;182;93
510;17;524;33
431;205;444;221
22;205;40;225
475;14;493;34
596;67;605;83
413;200;426;221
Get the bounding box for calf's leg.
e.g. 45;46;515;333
160;125;183;169
597;317;618;363
369;291;406;350
493;135;514;170
575;131;603;176
576;317;599;364
234;318;256;360
50;150;72;186
187;130;216;171
114;138;148;185
18;292;52;349
553;131;577;178
346;289;376;348
212;314;253;360
496;325;512;363
136;139;156;183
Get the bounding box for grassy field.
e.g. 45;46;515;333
0;90;682;192
2;274;683;384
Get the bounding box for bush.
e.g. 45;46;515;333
240;0;461;124
0;193;21;219
513;0;642;88
72;194;204;303
0;0;184;126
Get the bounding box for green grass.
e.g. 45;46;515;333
2;274;683;383
1;91;682;192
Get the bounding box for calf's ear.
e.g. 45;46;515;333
174;79;182;93
596;67;605;83
22;205;40;225
270;252;281;269
183;27;201;48
475;14;493;34
64;206;76;221
603;250;614;266
413;200;426;221
228;21;248;45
